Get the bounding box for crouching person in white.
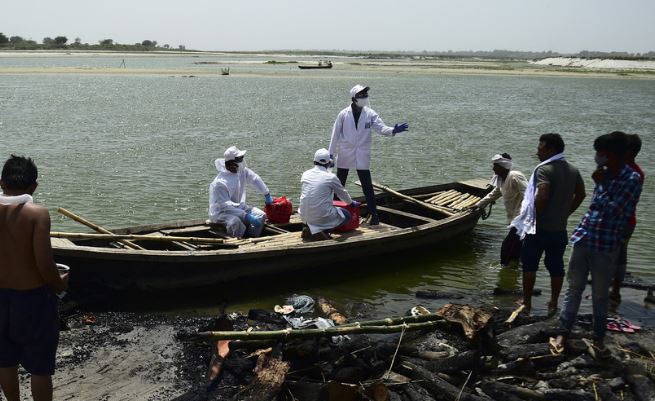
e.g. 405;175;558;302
209;146;274;238
299;149;360;241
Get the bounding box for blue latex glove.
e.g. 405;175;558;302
264;193;274;205
392;122;409;135
350;200;361;208
329;154;335;168
245;213;262;228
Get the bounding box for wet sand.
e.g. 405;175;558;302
18;312;199;401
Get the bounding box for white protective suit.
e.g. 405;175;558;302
208;158;269;238
328;105;394;170
298;165;353;234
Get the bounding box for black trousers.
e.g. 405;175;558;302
336;168;377;218
501;227;522;266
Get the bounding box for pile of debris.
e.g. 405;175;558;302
174;296;655;401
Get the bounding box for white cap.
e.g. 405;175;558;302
349;84;369;98
224;146;247;161
313;148;332;164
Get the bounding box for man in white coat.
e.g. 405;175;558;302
208;146;274;238
328;84;408;225
299;149;360;241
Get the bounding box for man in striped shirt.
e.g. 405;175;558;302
553;131;643;357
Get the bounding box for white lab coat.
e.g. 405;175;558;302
208;159;269;238
298;165;353;234
328;105;394;170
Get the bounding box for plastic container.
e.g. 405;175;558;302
332;200;360;232
265;196;293;224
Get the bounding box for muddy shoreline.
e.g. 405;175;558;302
20;294;654;401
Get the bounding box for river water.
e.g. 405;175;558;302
1;54;653;322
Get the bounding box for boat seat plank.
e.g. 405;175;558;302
152;231;199;251
376;206;438;223
51;237;76;248
160;225;214;236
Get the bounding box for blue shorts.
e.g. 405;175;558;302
520;229;568;277
0;286;59;376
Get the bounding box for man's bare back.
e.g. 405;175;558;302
0;202;62;291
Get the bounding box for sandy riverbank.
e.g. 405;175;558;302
532;57;655;70
1;51;654;78
0;64;653;79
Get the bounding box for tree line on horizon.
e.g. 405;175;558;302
0;32;187;51
1;32;653;60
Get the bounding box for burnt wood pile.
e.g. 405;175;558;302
174;298;655;401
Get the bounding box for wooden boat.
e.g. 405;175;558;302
298;61;333;69
51;179;491;291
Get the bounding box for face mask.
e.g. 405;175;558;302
355;97;369;108
225;160;240;173
594;154;608;167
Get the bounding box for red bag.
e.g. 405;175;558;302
265;196;293;224
332;200;360;232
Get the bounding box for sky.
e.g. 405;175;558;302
2;0;654;53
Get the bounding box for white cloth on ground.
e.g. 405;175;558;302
298;165;353;234
510;153;565;239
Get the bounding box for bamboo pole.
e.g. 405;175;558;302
50;231;235;246
195;320;450;341
57;207;145;250
429;190;458;204
426;190;455;203
362;181;456;217
433;192;462;206
339;313;444;327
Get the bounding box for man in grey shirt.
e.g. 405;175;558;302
521;133;586;315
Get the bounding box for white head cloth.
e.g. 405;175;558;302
492;154;513;170
489;154;513;187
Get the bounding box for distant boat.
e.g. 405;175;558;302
298;60;333;69
221;68;230;75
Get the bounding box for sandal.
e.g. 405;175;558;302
548;337;565;355
607;322;625;332
547;304;558;317
583;338;611;361
617;318;641;331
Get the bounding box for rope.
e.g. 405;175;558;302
481;203;493;220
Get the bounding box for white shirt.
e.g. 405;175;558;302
328;105;394;170
478;170;528;224
208;159;269;222
299;165;353;234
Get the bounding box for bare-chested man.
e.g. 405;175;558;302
0;155;68;401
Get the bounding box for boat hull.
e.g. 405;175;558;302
53;180;490;291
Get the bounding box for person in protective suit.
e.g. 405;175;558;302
328;84;408;225
298;149;359;241
208;146;273;238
